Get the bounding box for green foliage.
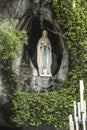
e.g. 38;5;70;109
0;18;15;30
53;0;87;87
10;87;80;129
0;20;28;63
5;1;87;130
0;19;28;88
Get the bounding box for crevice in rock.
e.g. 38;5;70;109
18;5;68;91
0;0;69;126
26;17;63;76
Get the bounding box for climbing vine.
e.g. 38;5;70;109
10;1;87;129
0;28;28;63
0;19;28;90
10;88;79;129
53;0;87;87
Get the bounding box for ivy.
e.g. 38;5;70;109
10;88;79;129
2;1;87;130
52;0;87;87
0;19;28;89
0;29;28;63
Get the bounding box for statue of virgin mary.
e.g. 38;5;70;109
37;30;52;77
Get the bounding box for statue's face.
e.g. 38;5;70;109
42;30;48;37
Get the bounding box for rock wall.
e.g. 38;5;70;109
0;0;30;21
0;0;69;127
